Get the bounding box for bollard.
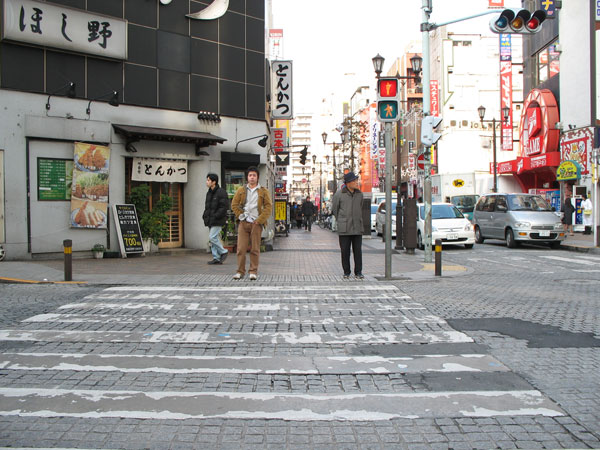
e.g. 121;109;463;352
63;239;72;281
434;238;442;277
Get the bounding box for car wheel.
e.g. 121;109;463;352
474;226;484;244
417;231;424;250
505;228;518;248
464;244;474;249
549;241;561;249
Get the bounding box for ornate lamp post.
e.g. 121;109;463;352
477;105;510;193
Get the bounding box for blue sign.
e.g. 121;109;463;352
540;0;556;17
500;34;512;61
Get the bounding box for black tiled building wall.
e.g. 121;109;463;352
0;1;265;120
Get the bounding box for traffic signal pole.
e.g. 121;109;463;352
384;121;393;279
421;0;433;263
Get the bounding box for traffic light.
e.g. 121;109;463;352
489;9;547;34
377;77;400;122
299;146;308;165
421;116;443;147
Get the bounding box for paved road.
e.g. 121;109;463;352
0;228;599;449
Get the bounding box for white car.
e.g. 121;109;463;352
375;201;397;237
371;204;378;232
416;202;475;249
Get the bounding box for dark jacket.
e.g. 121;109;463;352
301;201;315;217
562;197;575;225
203;184;229;227
331;186;364;235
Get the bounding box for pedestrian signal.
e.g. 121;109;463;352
377;78;400;122
489;9;547;34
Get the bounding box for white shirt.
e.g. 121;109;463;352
239;184;260;222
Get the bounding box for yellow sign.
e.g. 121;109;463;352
556;160;581;181
275;200;287;221
452;179;464;188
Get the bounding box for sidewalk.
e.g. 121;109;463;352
0;227;471;285
1;227;597;285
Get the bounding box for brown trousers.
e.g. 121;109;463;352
236;221;262;274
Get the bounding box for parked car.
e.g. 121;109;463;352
371;204;378;232
375;201;397;237
416;203;475;250
472;193;564;249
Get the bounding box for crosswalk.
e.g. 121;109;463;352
0;284;564;429
468;251;600;273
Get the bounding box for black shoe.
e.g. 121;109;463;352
343;273;351;279
355;273;364;279
220;251;228;263
207;259;222;265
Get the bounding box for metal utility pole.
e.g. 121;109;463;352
384;122;393;279
421;0;433;263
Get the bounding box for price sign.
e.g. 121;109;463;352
113;204;144;257
37;158;73;201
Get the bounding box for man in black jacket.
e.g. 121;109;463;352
301;196;315;231
203;173;229;264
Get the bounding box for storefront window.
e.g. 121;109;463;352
537;41;560;84
225;170;245;197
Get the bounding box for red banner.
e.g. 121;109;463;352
430;80;439;117
489;0;504;6
500;61;513;151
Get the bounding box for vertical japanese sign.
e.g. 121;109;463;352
3;0;127;59
540;0;556;18
272;60;293;120
70;142;110;229
369;103;380;188
269;29;283;60
430;80;439;117
271;128;287;153
500;34;513;151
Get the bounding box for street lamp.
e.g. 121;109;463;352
478;105;510;193
372;54;385;78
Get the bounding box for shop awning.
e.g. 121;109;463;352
113;124;226;155
494;152;562;192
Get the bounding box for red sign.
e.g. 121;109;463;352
378;79;398;97
272;128;287;153
489;0;504;6
500;60;513;151
417;153;425;170
560;127;594;175
430;80;439;116
518;89;560;158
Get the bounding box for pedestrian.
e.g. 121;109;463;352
202;173;229;265
231;166;272;280
562;192;575;236
582;194;593;235
295;203;303;229
331;171;364;279
301;196;315;231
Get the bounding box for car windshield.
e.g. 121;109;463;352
508;195;552;211
420;204;464;219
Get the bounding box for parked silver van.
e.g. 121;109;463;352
472;193;565;248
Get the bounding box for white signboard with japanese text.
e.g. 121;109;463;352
2;0;127;59
132;158;188;183
272;60;293;120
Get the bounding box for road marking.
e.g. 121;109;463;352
0;388;564;420
540;255;598;265
0;329;473;345
0;353;506;375
105;285;400;292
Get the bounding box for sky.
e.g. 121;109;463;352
269;0;521;117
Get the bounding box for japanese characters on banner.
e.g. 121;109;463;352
132;158;188;183
560;127;594;176
268;29;283;60
3;0;127;59
500;34;513;151
369;103;380;187
541;0;556;18
430;81;439;117
272;60;293;120
70;142;110;229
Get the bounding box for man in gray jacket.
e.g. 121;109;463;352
331;172;364;279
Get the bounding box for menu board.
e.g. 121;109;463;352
112;204;144;257
37;158;73;201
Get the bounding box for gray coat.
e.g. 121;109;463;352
332;186;364;235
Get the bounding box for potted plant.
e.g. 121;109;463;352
220;211;237;252
91;243;105;259
129;185;173;253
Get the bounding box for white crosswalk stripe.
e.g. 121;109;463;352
0;284;564;422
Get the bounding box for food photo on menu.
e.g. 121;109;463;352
70;198;108;229
74;143;109;173
72;172;109;202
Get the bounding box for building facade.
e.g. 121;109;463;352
0;0;270;260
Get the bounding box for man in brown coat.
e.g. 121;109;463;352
231;166;272;280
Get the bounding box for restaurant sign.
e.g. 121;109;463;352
556;160;581;181
2;0;127;59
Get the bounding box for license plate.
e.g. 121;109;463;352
447;233;459;240
539;230;550;237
